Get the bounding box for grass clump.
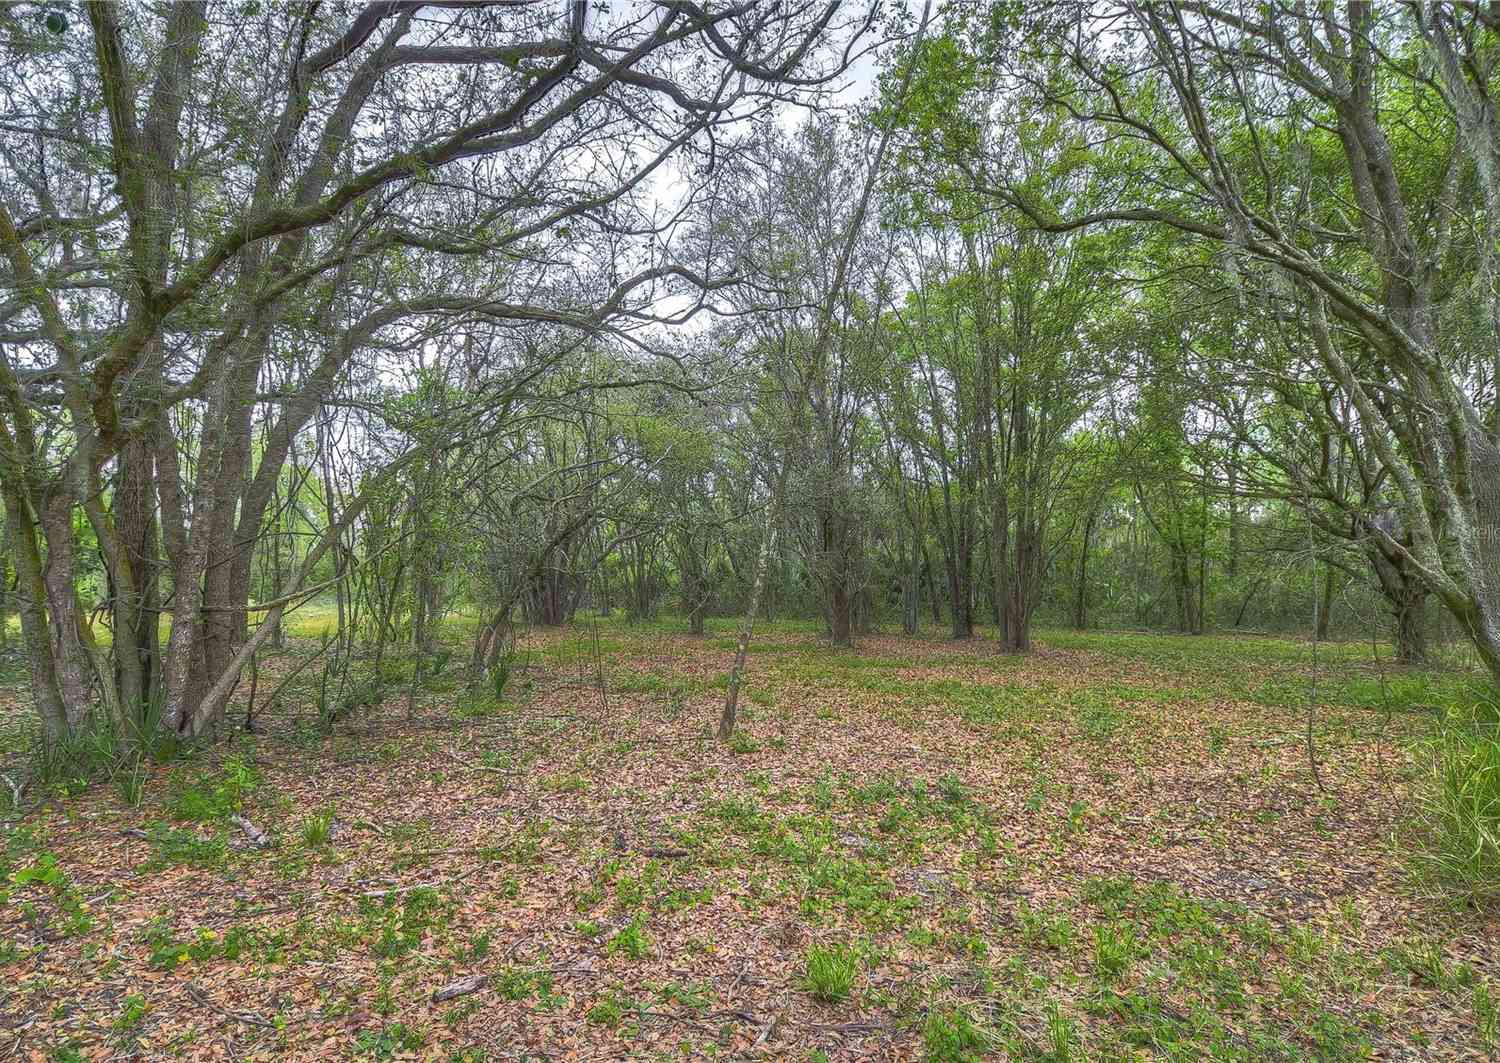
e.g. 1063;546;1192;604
13;698;179;808
1093;922;1136;982
923;1003;992;1061
1411;700;1500;907
301;806;335;848
804;942;858;1002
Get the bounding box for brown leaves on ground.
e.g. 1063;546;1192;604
0;624;1495;1060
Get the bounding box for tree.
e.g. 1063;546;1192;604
881;53;1127;649
0;0;868;740
988;2;1500;682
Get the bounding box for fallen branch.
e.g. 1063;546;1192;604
432;974;489;1003
705;1008;763;1024
614;833;692;859
185;982;279;1029
230;814;274;849
808;1020;893;1035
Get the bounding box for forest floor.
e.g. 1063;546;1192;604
1;614;1497;1061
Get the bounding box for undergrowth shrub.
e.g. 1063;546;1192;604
169;752;260;822
12;698;178;809
1411;695;1500;908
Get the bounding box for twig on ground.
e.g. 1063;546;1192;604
185;982;279;1029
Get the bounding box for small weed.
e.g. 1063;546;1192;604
1078;699;1124;740
608;915;650;960
301;807;335;848
1093;922;1135;982
354;1022;425;1060
112;993;147;1032
465;929;492;961
1475;979;1497;1054
923;1004;991;1061
727;730;760;755
495;966;554;1002
115;765;146;808
938;773;968;804
169;753;260;822
587;991;626;1027
1046;1000;1077;1060
804;942;858;1002
654;981;710;1010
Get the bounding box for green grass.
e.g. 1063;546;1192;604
1411;699;1500;906
2;611;1493;1059
300;806;335;848
804;942;858;1002
923;1004;993;1061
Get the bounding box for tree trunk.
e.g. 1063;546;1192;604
901;539;919;636
1314;562;1337;641
818;502;856;648
721;523;777;741
828;581;853;646
1395;591;1427;666
1001;521;1038;653
112;432;162;714
991;494;1009;645
922;547;942;624
1367;538;1429;666
37;492;94;734
1;484;69;740
1072;512;1095;631
946;535;974;639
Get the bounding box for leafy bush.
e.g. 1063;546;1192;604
1412;699;1500;907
